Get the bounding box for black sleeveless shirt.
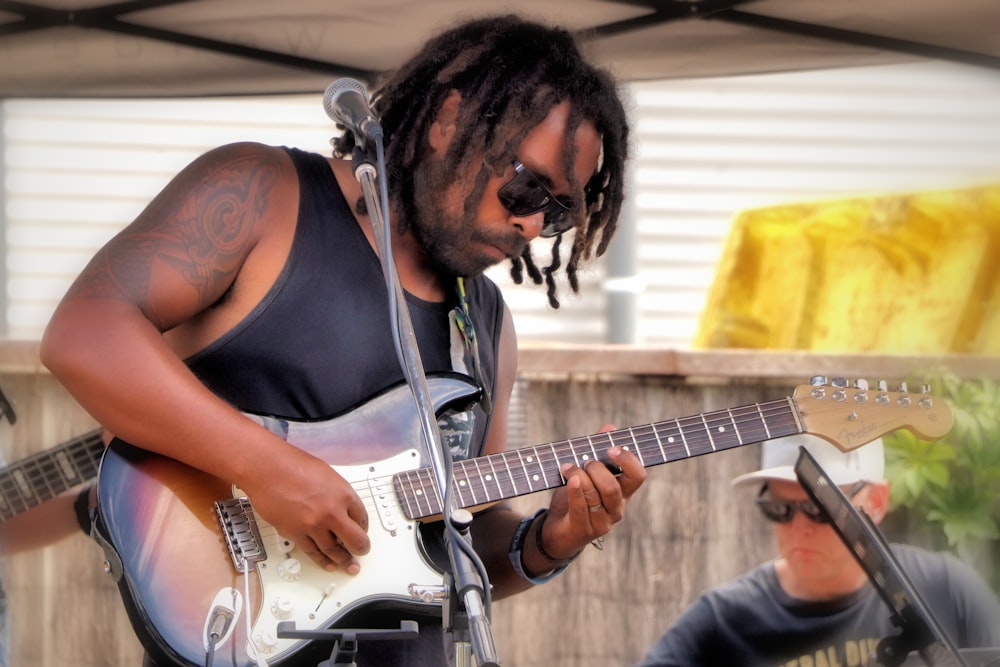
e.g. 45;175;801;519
184;147;504;457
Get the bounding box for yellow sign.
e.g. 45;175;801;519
695;185;1000;354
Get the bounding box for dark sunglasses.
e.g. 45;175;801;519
497;161;576;237
756;481;867;524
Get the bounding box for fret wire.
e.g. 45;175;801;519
23;456;59;499
2;475;29;513
701;413;737;448
417;469;435;516
13;468;39;502
650;420;682;460
413;469;432;516
425;468;444;515
0;479;26;517
64;443;97;481
468;458;485;506
410;469;431;517
642;423;666;464
513;449;530;492
452;459;471;509
699;413;717;452
544;443;560;487
498;452;518;498
727;408;743;445
561;438;581;469
599;432;614;453
484;455;504;501
757;402;774;440
519;448;543;493
55;448;83;485
393;471;415;519
582;434;599;466
675;416;693;458
732;404;770;444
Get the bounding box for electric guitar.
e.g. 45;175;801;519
0;428;104;521
94;374;952;667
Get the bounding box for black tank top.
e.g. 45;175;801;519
184;147;503;455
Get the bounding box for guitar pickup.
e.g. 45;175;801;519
215;497;267;571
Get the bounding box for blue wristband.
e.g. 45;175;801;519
508;509;575;584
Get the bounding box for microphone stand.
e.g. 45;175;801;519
351;139;500;667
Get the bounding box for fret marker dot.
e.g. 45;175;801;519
717;426;726;433
459;480;466;487
532;475;540;482
582;454;591;461
485;474;493;482
526;456;535;463
415;490;423;497
668;437;675;443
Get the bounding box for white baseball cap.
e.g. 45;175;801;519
732;434;885;487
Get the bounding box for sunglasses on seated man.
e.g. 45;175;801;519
497;160;578;237
756;481;867;524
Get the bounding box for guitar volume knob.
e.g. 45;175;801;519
254;631;279;654
271;597;295;619
278;558;302;581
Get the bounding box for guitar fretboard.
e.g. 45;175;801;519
394;396;801;520
0;429;105;520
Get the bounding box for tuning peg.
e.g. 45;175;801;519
854;379;869;390
831;377;848;388
919;384;935;409
899;381;909;393
875;380;891;405
810;375;828;386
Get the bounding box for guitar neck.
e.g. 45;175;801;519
0;429;105;520
395;396;802;520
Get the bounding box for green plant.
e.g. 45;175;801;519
883;372;1000;586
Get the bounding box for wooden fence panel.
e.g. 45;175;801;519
490;376;780;667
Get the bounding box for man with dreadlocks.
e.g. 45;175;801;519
41;13;643;667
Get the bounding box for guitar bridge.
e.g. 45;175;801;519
215;497;267;571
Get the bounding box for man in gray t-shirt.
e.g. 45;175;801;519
637;435;1000;667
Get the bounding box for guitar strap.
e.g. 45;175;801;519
436;276;492;463
450;277;492;416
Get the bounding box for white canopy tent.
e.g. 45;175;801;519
2;0;999;97
2;1;999;346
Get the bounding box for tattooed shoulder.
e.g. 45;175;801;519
65;143;291;320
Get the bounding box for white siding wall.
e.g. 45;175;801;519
4;60;1000;344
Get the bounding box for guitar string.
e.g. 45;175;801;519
240;400;801;561
333;399;803;520
233;393;899;581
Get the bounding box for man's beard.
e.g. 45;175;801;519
410;163;526;278
410;208;510;278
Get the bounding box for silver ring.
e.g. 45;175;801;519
588;504;604;513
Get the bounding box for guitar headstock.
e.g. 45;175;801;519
792;376;953;452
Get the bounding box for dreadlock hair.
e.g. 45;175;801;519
332;14;630;308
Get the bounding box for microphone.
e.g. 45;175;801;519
323;78;383;145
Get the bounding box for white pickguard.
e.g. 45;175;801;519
232;449;444;662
